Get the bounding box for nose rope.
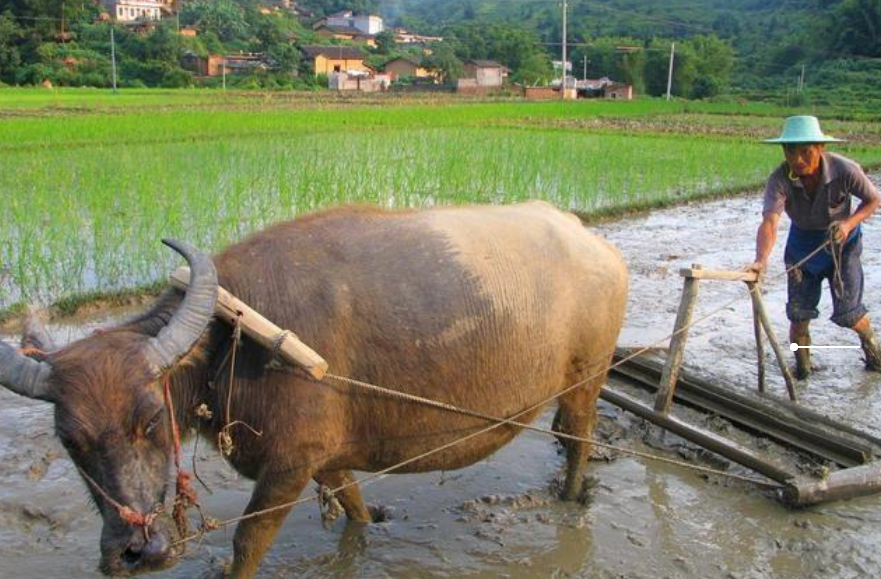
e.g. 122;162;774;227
163;375;199;540
77;466;162;537
73;375;198;544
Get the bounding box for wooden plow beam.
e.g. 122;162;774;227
603;265;881;506
170;267;328;380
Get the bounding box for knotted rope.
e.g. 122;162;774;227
827;222;847;298
163;375;199;541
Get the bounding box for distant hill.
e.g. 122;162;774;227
297;0;878;102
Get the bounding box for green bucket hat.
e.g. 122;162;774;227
763;115;844;144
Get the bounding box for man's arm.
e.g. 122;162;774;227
747;211;780;272
832;168;880;242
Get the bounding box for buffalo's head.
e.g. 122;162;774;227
0;240;217;576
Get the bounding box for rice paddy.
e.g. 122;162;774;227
2;88;881;311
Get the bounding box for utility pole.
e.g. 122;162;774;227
110;27;118;93
561;0;567;99
222;59;226;91
665;42;675;101
583;54;588;80
798;64;805;94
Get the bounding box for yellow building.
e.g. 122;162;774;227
302;46;371;76
384;57;435;81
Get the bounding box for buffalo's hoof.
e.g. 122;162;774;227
367;504;396;523
197;558;231;579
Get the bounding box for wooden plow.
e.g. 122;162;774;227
603;266;881;506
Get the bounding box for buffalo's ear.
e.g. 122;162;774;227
20;306;55;361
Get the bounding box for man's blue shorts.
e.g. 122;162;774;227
785;235;867;328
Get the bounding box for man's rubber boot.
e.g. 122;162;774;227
790;321;812;380
853;317;881;372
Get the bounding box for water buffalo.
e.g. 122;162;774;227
0;201;628;578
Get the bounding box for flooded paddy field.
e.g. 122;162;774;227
3;181;881;578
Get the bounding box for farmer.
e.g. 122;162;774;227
747;115;881;379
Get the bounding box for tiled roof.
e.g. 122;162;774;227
301;45;365;60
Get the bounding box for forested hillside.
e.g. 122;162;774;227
1;0;878;105
382;0;880;101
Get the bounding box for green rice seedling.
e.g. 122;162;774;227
2;95;881;311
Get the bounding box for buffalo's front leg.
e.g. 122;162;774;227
313;470;372;523
227;468;311;579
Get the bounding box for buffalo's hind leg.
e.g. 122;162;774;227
227;468;312;579
555;361;606;502
313;470;372;523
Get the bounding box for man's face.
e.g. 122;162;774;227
783;143;824;178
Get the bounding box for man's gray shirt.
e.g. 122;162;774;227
763;152;879;231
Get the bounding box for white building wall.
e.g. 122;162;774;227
328;13;383;34
105;0;162;22
353;15;383;34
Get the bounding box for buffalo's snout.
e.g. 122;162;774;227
123;530;170;568
101;524;176;576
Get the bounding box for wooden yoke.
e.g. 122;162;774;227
654;265;796;416
170;267;328;380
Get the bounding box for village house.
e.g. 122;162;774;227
575;77;634;100
457;59;507;92
301;45;370;76
313;24;376;47
270;0;314;20
181;53;268;77
383;57;435;82
603;82;633;100
392;27;443;46
329;71;391;92
101;0;168;22
325;10;383;34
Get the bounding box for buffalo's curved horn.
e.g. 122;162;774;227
22;306;56;354
0;339;52;401
144;239;218;377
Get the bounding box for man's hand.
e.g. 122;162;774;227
745;260;768;273
829;221;852;244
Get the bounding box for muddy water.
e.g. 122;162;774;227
3;184;881;579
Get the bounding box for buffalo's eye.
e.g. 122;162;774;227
144;409;164;437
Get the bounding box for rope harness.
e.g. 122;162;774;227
827;222;847;298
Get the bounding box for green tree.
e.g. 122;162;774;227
180;0;248;43
644;39;696;98
688;35;734;98
511;52;553;85
617;49;645;94
831;0;881;57
442;22;550;77
299;0;379;17
374;29;396;55
267;42;300;75
0;10;22;84
423;41;463;83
